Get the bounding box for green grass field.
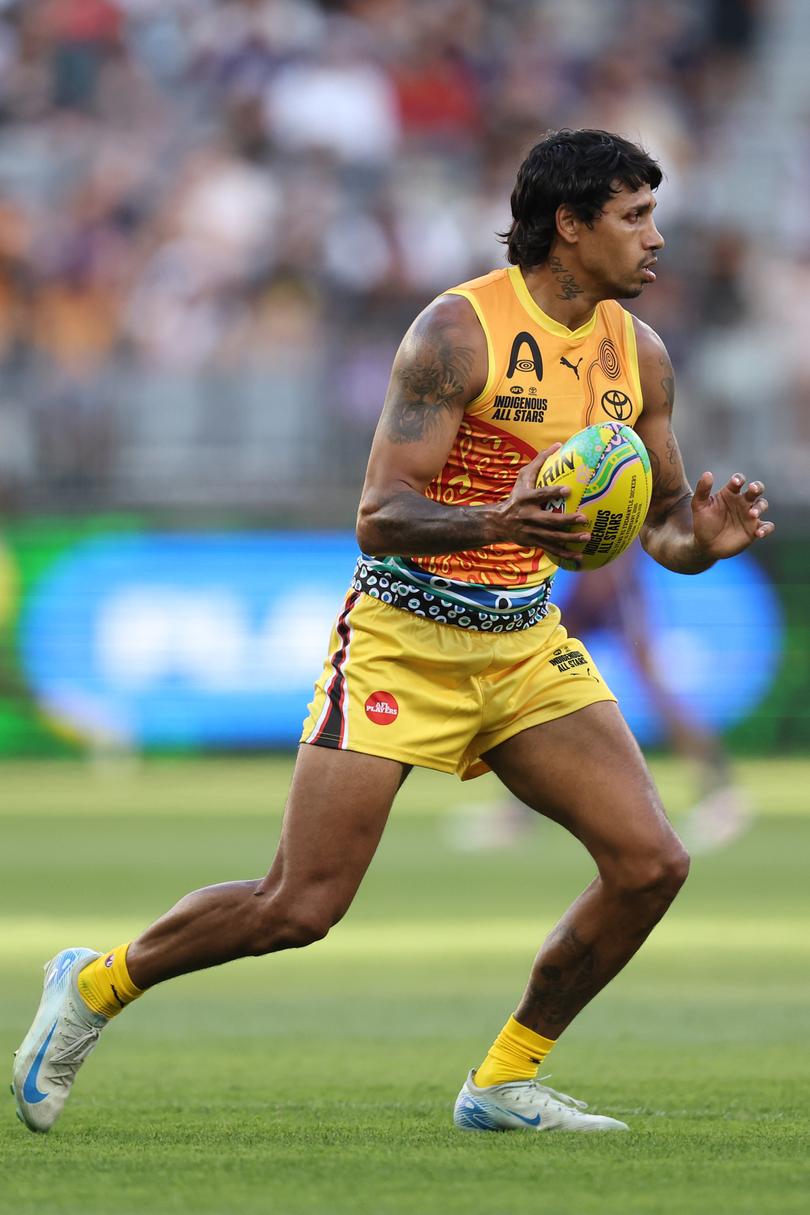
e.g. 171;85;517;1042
2;755;809;1215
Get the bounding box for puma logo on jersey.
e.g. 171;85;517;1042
560;356;583;379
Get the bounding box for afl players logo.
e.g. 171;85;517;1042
600;389;633;421
507;332;543;382
364;691;399;725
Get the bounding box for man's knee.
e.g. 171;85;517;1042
248;891;343;956
609;835;690;903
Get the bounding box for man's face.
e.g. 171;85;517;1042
576;183;664;299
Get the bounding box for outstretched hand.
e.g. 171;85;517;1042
691;472;774;560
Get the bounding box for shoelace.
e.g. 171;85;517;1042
48;1020;101;1088
519;1075;588;1112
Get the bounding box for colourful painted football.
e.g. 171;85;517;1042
536;422;653;571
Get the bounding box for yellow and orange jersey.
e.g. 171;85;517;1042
413;266;643;587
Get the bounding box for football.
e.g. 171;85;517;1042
536;422;652;571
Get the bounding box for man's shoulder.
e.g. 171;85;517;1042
444;267;510;297
629;312;668;364
626;314;673;411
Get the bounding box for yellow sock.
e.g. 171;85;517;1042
77;943;143;1019
474;1015;556;1087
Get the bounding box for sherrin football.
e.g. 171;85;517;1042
536;422;652;571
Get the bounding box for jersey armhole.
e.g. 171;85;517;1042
624;311;644;414
445;288;496;409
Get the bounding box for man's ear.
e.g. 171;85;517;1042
555;204;580;247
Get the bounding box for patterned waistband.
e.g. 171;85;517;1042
351;557;553;632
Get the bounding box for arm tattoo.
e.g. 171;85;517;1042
649;433;689;514
658;356;674;417
647;361;687;515
385;335;475;444
662;377;674;414
548;254;585;301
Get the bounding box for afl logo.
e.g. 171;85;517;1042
601;389;633;421
364;691;399;725
507;331;543;382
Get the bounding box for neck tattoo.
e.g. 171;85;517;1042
549;255;585;301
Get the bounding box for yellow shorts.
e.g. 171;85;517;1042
300;590;616;780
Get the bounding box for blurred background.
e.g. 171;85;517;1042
4;11;809;1207
0;0;807;760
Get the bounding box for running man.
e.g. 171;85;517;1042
13;129;773;1135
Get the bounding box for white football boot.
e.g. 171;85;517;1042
12;948;108;1133
454;1070;629;1132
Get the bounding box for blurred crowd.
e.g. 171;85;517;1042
0;0;807;517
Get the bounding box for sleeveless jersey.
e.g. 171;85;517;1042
412;265;644;588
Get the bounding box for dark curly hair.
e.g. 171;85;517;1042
503;129;662;268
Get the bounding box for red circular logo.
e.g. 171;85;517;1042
364;691;399;725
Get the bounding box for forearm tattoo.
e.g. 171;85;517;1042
648;432;690;523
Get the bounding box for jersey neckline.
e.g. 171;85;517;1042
508;266;600;340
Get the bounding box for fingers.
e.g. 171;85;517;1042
745;481;773;539
516;497;592;561
715;473;775;544
693;471;714;501
538;540;588;566
728;476;774;538
533;510;590;532
744;479;768;516
521;444;561;485
722;475;768;501
524;511;592;561
535;442;563;468
697;473;770;502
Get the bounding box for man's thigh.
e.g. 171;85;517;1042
256;745;406;916
459;609;616;779
484;701;680;870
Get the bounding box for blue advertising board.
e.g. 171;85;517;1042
19;533;783;749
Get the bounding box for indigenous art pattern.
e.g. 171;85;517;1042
353;556;553;632
416;416;544;587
